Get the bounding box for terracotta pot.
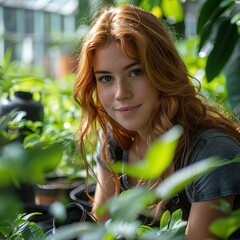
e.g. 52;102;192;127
34;176;82;205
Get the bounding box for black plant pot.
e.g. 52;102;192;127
45;202;96;240
69;183;96;212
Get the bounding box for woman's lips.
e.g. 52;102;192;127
116;105;141;114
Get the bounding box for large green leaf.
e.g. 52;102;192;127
98;187;155;222
197;0;234;52
197;21;214;54
205;17;239;82
103;220;140;239
209;215;240;239
225;40;240;111
111;125;183;180
0;142;63;185
51;222;108;240
197;0;232;35
155;157;233;200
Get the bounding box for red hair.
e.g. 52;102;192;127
73;4;240;182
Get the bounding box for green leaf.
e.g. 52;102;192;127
197;0;219;34
5;212;46;239
168;209;183;229
160;0;184;23
50;222;108;240
197;0;233;35
9;232;24;240
22;212;42;221
102;187;155;222
21;222;46;240
25;143;63;179
209;215;240;239
231;12;240;24
23;133;41;148
155;157;227;200
225;40;240;110
103;220;140;239
137;225;153;236
197;0;234;52
159;209;186;235
0;142;63;185
198;21;214;53
160;210;171;229
206;17;239;82
211;199;232;214
111;125;183;180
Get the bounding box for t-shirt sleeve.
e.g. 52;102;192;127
93;136;109;171
185;133;240;203
93;131;122;171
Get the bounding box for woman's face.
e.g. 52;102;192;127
94;40;159;136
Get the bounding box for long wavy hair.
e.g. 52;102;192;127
73;4;240;185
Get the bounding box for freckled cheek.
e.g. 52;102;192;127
97;88;114;110
137;85;157;98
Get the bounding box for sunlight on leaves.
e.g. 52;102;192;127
98;187;155;222
51;222;107;240
151;6;162;18
161;0;184;24
105;220;139;239
111;125;183;180
155;157;229;200
160;210;171;230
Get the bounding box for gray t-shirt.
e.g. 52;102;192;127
95;128;240;213
184;129;240;210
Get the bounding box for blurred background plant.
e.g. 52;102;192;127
0;52;85;178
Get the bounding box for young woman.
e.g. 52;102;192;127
73;4;240;239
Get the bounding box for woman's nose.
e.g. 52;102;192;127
115;80;132;101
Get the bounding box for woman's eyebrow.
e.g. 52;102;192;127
123;62;140;70
94;70;111;75
95;62;140;75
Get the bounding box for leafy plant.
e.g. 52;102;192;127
0;141;63;238
1;106;240;239
0;212;46;240
0;56;86;178
44;126;240;240
138;209;186;240
197;0;240;82
0;142;63;185
112;125;183;179
209;200;240;240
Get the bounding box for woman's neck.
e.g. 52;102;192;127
129;134;148;163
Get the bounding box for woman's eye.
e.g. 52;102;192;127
98;75;112;83
129;68;143;77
